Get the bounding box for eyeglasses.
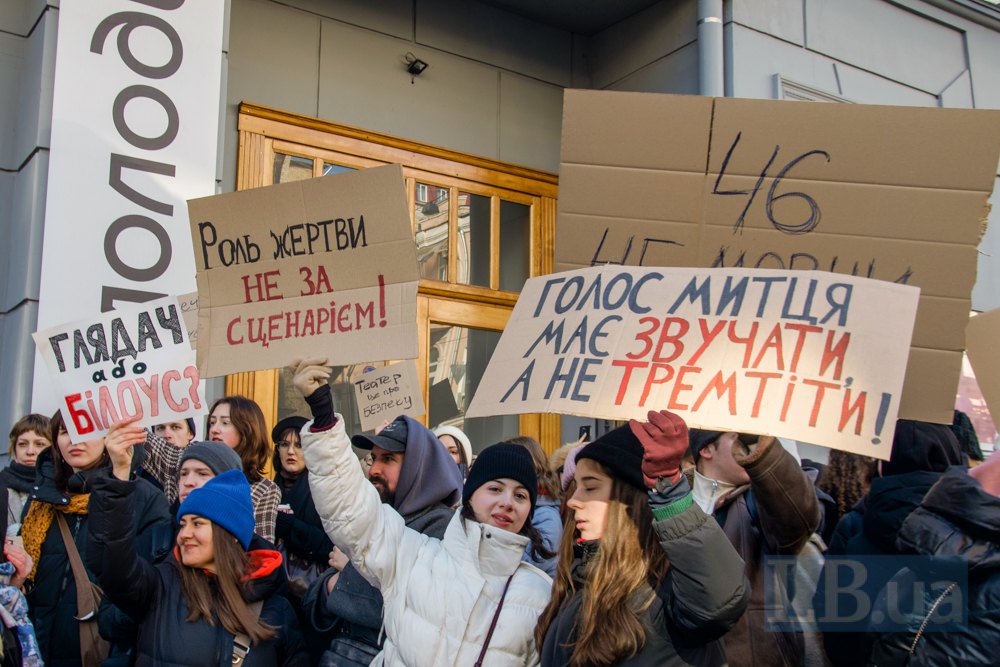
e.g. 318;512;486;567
277;440;301;450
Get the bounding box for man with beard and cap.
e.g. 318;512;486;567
687;428;821;667
817;418;965;667
302;414;462;667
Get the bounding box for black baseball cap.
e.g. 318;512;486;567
351;415;408;453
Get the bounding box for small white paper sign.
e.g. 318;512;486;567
353;360;426;431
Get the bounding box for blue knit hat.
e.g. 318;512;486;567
177;470;255;549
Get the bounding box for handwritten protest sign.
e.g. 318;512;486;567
178;291;199;344
33;296;206;442
187;164;419;377
965;308;1000;422
467;267;920;458
556;90;1000;424
353;360;426;431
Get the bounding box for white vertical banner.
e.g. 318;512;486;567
33;1;224;414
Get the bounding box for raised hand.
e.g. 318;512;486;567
105;415;146;480
289;357;331;398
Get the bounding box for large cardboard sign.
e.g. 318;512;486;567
353;360;427;431
34;1;223;415
187;165;419;377
467;267;920;458
33;297;206;442
966;308;1000;423
556;90;1000;424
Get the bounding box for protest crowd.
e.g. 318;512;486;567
0;351;995;667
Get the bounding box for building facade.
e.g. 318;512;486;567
2;0;998;452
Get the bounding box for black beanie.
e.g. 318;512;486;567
688;428;724;463
463;443;538;510
576;424;646;491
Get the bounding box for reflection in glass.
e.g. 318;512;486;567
323;163;355;176
414;183;449;281
273;154;314;183
277;362;382;438
428;324;517;454
499;200;530;292
458;192;490;288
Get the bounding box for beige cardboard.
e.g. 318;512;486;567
966;308;1000;421
187;164;419;376
353;359;427;431
467;267;920;459
178;291;199;346
557;90;1000;423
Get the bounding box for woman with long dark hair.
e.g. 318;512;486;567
535;411;749;666
291;357;552;665
21;411;172;667
87;450;308;666
109;395;282;542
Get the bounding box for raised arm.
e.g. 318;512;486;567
733;436;821;554
106;415;183;502
86;473;161;622
291;358;424;592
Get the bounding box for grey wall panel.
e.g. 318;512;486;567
834;63;940;106
604;42;699;95
968;27;1000;109
318;18;500;160
279;0;413;40
0;301;38;435
590;0;697;90
3;151;47;312
939;69;974;108
0;173;12;306
0;2;26;35
12;7;55;168
728;25;842;100
0;33;23;169
228;0;321;117
498;72;562;172
417;0;572;87
730;0;805;45
805;0;966;95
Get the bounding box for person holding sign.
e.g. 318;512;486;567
86;459;308;666
688;429;821;667
21;411;172;667
111;396;282;543
291;357;553;666
535;412;749;666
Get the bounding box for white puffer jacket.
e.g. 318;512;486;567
303;416;552;667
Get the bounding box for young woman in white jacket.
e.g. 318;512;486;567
290;358;552;667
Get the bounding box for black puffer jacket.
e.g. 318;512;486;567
25;449;172;667
819;420;965;667
868;467;1000;666
87;475;308;666
275;471;332;568
541;485;749;667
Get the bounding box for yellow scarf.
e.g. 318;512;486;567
21;494;91;581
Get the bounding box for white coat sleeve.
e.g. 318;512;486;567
301;416;420;592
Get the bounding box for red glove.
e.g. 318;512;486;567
629;410;689;488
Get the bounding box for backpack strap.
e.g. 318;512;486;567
232;600;264;665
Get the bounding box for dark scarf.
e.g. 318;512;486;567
0;461;36;494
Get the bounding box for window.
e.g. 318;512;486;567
232;103;560;452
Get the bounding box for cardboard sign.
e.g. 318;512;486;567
178;291;199;344
187;164;419;376
966;308;1000;422
466;267;920;458
33;297;206;442
353;360;427;431
556;90;1000;424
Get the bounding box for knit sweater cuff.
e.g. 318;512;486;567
652;493;694;521
306;385;337;431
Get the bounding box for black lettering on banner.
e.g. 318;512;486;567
109;154;175;215
90;11;183;79
104;215;172;281
712;131;830;235
113;85;179;150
